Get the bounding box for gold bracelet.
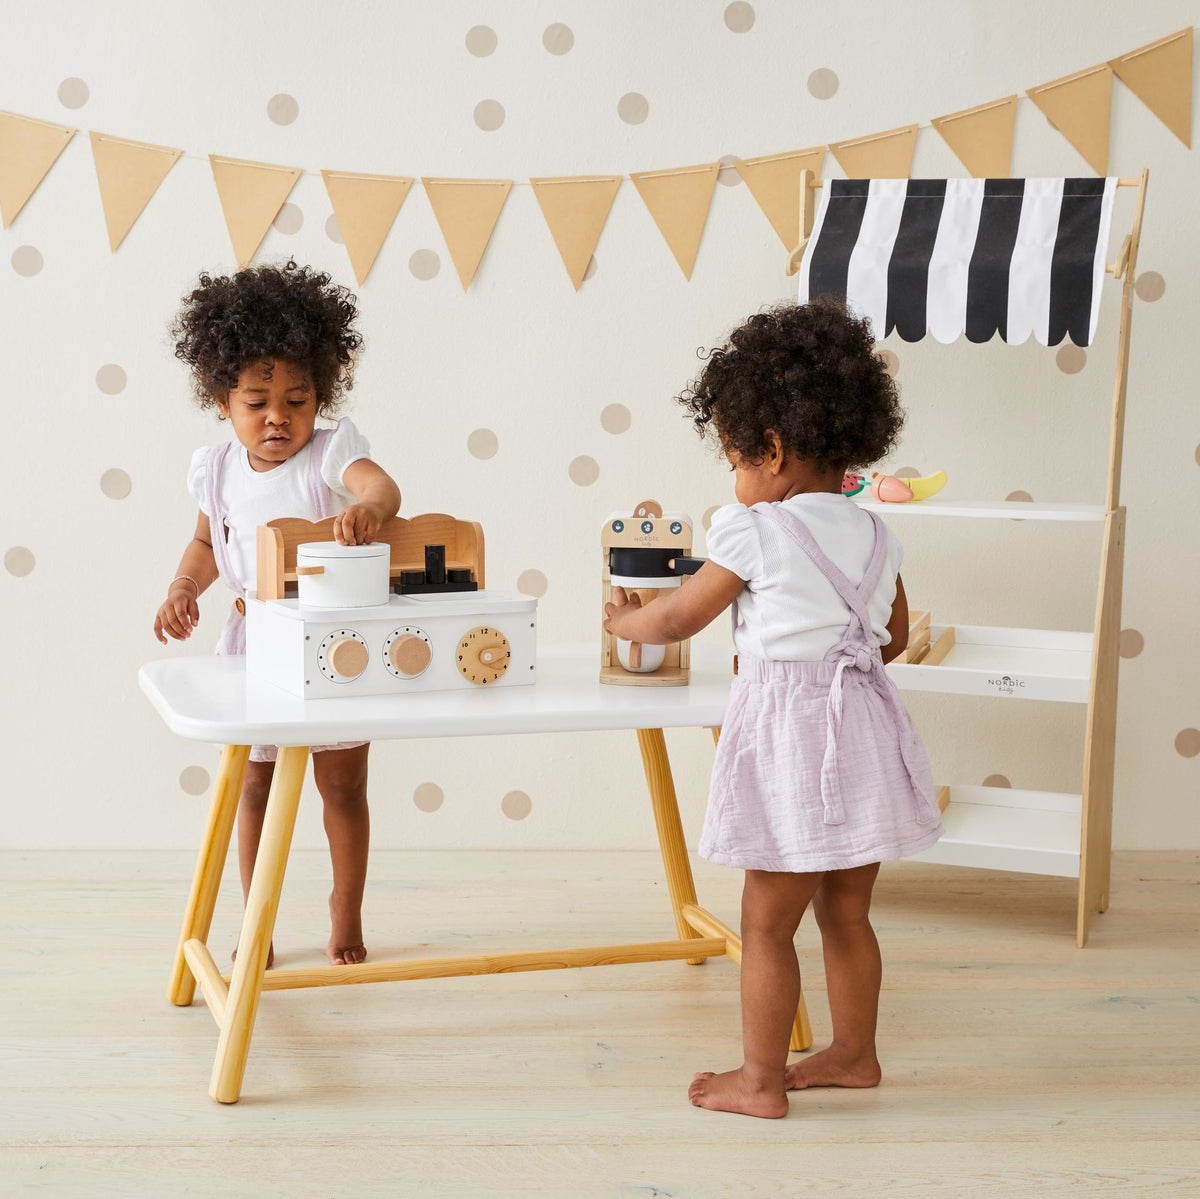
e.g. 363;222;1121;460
170;575;200;594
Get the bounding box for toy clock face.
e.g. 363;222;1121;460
456;626;511;685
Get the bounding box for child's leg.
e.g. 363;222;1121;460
234;759;277;967
689;869;824;1118
312;744;371;965
786;861;883;1090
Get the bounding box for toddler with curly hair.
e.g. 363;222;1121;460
604;297;943;1117
155;260;401;967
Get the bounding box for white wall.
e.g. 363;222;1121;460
2;0;1197;851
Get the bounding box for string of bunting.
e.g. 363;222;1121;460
0;29;1190;290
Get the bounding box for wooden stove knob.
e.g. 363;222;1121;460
389;634;432;677
326;636;368;680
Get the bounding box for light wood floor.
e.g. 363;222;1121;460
3;848;1199;1197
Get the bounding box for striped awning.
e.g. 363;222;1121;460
797;178;1118;346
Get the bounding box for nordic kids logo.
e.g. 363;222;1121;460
986;674;1025;696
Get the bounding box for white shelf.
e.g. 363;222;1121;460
857;497;1107;521
888;624;1093;703
911;786;1081;878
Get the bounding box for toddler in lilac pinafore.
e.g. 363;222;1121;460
701;500;942;873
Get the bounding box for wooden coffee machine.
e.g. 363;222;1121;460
600;500;702;687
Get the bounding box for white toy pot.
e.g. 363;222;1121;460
295;542;391;609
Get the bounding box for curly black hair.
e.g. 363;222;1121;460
678;297;903;473
170;260;362;414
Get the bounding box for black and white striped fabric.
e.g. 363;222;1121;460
797;178;1117;346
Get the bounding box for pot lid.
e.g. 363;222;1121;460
297;541;390;560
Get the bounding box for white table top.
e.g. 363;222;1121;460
138;643;734;745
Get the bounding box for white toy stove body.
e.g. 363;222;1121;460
246;590;537;699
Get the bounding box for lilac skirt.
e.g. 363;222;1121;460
700;654;943;873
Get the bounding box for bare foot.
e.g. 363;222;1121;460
688;1068;788;1119
231;941;275;970
785;1046;881;1090
327;892;367;966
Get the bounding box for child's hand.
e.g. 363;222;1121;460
603;586;643;637
154;585;199;644
332;504;381;545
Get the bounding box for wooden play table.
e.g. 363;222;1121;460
139;642;812;1103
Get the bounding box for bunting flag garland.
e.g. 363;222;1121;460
1109;28;1192;148
422;177;511;290
530;174;621;289
734;146;826;249
0;110;75;227
797;177;1117;347
209;154;302;269
1027;66;1113;176
931;97;1017;179
830;124;919;179
630;161;719;279
321;170;412;285
89;131;182;251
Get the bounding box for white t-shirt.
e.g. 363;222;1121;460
188;418;371;593
705;493;904;662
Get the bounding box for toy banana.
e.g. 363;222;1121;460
902;470;948;501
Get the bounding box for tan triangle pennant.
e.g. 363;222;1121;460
1027;66;1113;175
209;154;302;269
89;131;182;251
931;96;1017;178
829;125;919;179
530;175;622;290
422;178;512;290
0;111;75;228
629;161;719;279
1110;28;1192;148
321;170;412;285
734;146;825;249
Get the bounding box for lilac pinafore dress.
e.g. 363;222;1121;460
205;430;366;764
699;502;942;873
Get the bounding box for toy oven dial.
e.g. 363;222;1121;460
318;630;369;682
384;626;433;679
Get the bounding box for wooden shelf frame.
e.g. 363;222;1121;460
794;168;1149;947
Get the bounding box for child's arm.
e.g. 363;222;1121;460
154;510;218;644
879;573;909;665
603;561;746;645
335;460;402;545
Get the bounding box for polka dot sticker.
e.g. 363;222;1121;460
600;404;631;434
273;203;303;235
474;100;505;131
465;25;497;57
894;466;920;479
717;154;743;186
543;23;574;55
100;468;132;500
877;348;899;377
1195;443;1200;468
1118;628;1144;659
414;783;444;812
325;214;343;244
267;94;299;125
1134;271;1165;302
501;790;532;820
982;774;1012;788
582;256;598;282
12;246;43;276
4;547;35;577
179;766;210;796
1006;490;1033;503
569;455;599;486
1175;729;1200;758
1056;344;1086;373
57;77;89;108
95;364;127;395
724;2;755;32
702;505;721;531
517;569;548;598
468;428;499;459
409;249;440;280
618;93;649;125
807;68;839;100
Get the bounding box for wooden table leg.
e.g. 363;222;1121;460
168;744;251;1006
210;745;309;1104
